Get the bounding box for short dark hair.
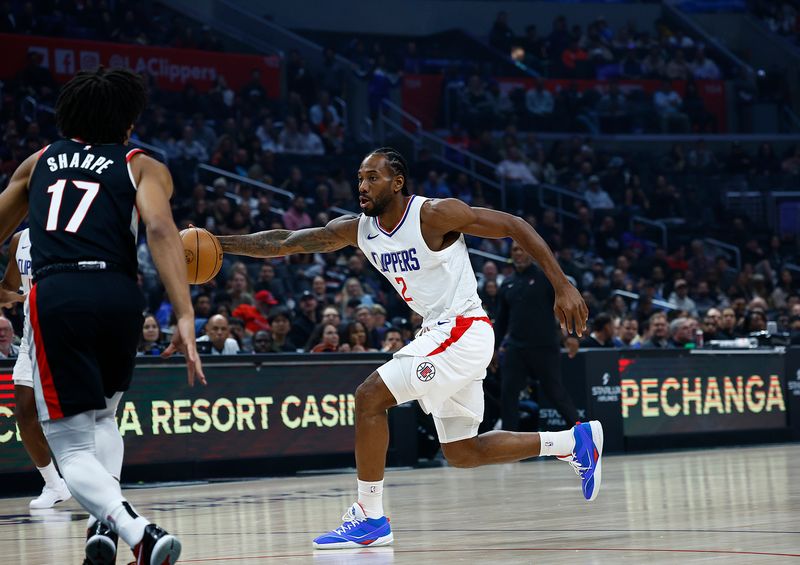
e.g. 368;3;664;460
55;67;146;144
592;313;613;332
369;147;409;195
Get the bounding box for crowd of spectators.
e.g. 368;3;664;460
750;0;800;44
0;0;225;51
453;73;719;134
489;11;725;81
1;3;800;365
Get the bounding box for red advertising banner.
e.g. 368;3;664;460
0;33;280;97
403;74;726;132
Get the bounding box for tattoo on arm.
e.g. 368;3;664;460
218;227;347;258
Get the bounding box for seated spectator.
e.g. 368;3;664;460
321;306;343;331
641;46;666;79
616;315;642;348
138;314;163;356
642;312;670;348
340;320;375;352
668;279;698;318
560;40;589;78
175;125;209;164
584;176;614;211
278;116;303;153
310;90;341;130
252;330;272;353
654;81;690;133
618;49;642;79
525;79;554;130
197;314;241;355
295;120;325;155
283;196;313;231
691;48;721;80
580;313;616;348
596;82;630;133
460;75;497;133
496;146;537;212
267;307;298;352
381;327;405;353
354;305;381;349
308;323;342;353
717;307;738;339
668;317;694;348
256;116;281;152
291;291;320;347
666;49;690;80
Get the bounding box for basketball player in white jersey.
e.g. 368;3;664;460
217;147;603;549
1;228;72;508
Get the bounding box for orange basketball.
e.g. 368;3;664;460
180;227;223;284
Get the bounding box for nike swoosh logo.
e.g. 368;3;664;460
367;233;379;240
437;321;448;325
20;245;29;249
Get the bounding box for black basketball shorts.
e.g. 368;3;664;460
28;272;144;421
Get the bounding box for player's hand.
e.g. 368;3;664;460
553;282;588;337
162;316;207;386
0;289;24;309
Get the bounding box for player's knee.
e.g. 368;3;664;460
441;440;480;469
355;374;394;412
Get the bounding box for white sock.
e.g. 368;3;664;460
538;430;576;457
106;500;150;547
37;462;62;488
357;479;384;518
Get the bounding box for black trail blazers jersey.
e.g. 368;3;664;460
28;139;142;277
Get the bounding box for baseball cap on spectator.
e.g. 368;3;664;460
213;177;227;189
299;290;315;302
255;290;279;305
675;279;688;288
588;175;600;185
232;303;269;333
391;317;412;331
593;257;605;267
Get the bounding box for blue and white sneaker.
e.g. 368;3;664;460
313;503;393;550
559;420;603;501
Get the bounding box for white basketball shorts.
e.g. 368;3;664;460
12;302;32;387
378;312;493;443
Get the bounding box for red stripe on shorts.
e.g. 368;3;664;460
427;315;492;356
28;284;63;419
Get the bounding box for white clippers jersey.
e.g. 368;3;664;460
357;196;482;326
15;228;33;293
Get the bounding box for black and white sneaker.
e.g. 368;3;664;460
84;520;118;565
133;524;181;565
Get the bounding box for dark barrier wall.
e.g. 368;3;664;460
619;350;787;437
1;349;797;484
0;354;391;475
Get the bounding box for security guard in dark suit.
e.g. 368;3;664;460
494;242;580;430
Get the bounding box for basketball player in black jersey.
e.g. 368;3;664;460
0;68;204;565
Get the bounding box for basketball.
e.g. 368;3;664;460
180;227;223;284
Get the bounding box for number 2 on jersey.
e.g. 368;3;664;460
395;276;413;302
46;179;100;233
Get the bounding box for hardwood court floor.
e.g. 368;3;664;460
1;444;798;564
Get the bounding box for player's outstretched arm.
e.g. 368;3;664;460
0;152;38;244
0;232;24;309
133;154;205;386
217;214;359;258
422;198;587;336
